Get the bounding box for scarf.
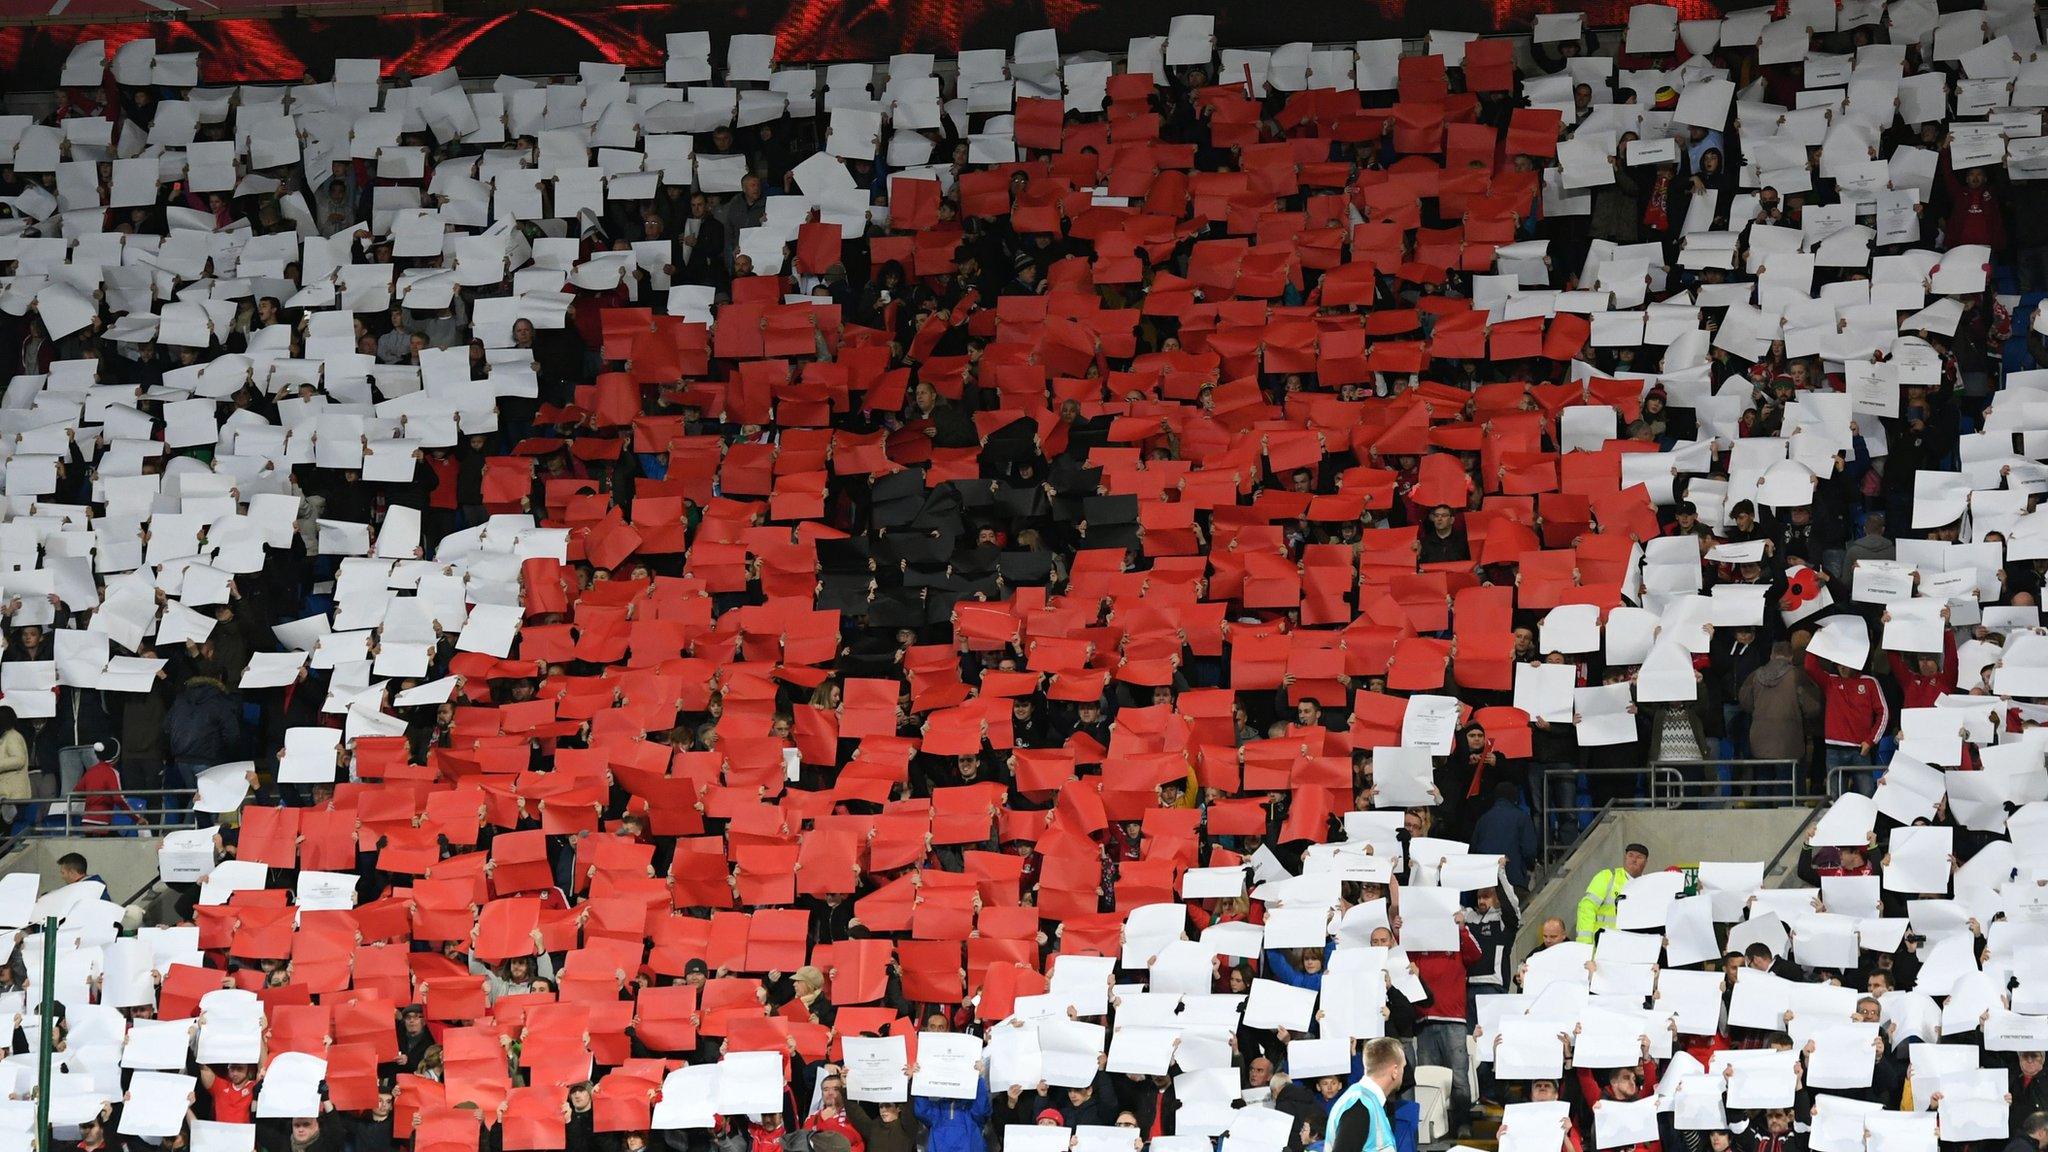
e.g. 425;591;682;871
1643;171;1672;232
1465;750;1495;798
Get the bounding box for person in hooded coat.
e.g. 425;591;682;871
1738;642;1824;768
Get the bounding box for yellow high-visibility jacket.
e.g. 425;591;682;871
1576;866;1630;943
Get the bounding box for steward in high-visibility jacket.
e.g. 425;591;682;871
1575;843;1650;943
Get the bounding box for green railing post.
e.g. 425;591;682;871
35;914;57;1152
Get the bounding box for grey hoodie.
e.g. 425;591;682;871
1846;531;1896;568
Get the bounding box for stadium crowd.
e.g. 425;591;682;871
1;4;2047;1152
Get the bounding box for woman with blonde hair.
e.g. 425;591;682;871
809;678;842;709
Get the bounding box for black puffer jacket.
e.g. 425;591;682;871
163;678;240;763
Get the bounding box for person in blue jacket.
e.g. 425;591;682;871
911;1065;991;1152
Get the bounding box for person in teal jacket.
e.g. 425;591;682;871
1329;1038;1407;1152
912;1074;991;1152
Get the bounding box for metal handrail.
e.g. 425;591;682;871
1647;759;1818;806
1537;760;1808;864
1538;767;1680;865
1823;764;1885;800
19;788;202;836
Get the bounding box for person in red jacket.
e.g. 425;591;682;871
1574;1043;1660;1152
1884;611;1956;712
1796;826;1876;884
1499;1078;1586;1152
1941;161;2007;251
72;745;138;832
1678;1028;1732;1077
1802;644;1889;794
804;1072;866;1152
747;1111;796;1152
1407;919;1482;1138
421;444;462;550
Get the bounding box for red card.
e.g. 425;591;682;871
502;1086;568;1151
896;939;964;1003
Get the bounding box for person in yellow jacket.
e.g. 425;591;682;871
1576;842;1650;943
